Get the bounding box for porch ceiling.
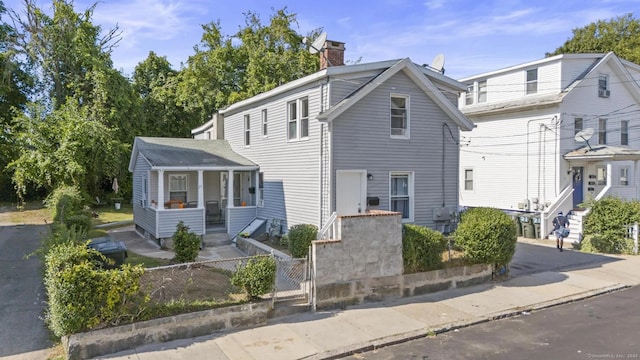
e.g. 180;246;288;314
135;137;257;169
564;145;640;161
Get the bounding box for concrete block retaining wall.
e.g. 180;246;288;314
63;302;271;360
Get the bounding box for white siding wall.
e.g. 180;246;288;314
560;58;599;89
459;109;561;211
224;84;323;230
332;71;461;229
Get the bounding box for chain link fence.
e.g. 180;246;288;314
139;254;310;305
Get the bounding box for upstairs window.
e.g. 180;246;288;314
526;69;538;95
464;169;474;191
390;94;409;138
599;118;607;144
621;120;629;146
598;74;610;98
287;97;309;141
478;80;487;103
574;117;583;136
261;109;268;137
465;84;474;105
244;114;250;146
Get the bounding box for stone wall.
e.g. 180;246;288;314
312;211;493;310
63;302;271;360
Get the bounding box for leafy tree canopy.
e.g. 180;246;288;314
547;13;640;63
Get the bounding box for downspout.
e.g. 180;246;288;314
318;81;324;229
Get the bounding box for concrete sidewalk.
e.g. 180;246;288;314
99;235;640;360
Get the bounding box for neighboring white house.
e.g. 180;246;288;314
457;52;640;238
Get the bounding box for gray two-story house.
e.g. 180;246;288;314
130;41;474;242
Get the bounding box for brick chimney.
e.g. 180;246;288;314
320;40;345;69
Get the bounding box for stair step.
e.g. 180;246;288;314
202;233;231;247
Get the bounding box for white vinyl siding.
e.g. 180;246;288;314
390;94;409;138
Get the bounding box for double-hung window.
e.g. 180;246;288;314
258;172;264;207
244;114;250;146
390;172;413;221
261;109;268;137
287;97;309;140
464;169;474;191
620;167;629;186
574;117;583;136
599;118;607;145
465;84;474;105
621;120;629;146
598;74;610;98
526;69;538;95
169;174;187;203
596;166;607;186
478;80;487;103
390;94;409;138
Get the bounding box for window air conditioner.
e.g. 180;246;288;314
598;89;610;98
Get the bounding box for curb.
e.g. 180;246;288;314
312;284;630;360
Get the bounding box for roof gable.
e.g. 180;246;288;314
317;58;474;130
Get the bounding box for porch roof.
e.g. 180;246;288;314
129;137;258;171
564;145;640;161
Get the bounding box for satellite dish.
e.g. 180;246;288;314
574;128;594;151
308;32;327;54
431;53;445;73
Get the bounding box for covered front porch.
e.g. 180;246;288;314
130;137;261;241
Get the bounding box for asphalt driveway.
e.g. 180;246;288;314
0;224;52;358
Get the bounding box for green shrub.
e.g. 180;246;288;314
44;241;146;337
402;224;446;273
454;207;517;270
173;221;200;263
287;224;317;258
44;185;85;224
231;256;277;300
583;197;640;254
579;234;635;255
66;213;93;233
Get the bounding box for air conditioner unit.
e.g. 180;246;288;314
598;89;610;98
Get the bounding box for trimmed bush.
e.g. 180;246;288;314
231;256;277;300
173;221;200;263
44;185;85;224
44;241;146;337
582;197;639;255
287;224;317;258
454;207;517;270
402;224;446;273
66;213;93;233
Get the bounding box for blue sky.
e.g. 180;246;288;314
5;0;640;79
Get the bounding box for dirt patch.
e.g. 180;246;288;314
140;264;244;303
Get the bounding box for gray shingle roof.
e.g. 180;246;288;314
135;137;257;168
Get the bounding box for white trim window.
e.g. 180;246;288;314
596;166;607;186
169;174;187;202
599;118;607;145
287;97;309;141
620;167;629;186
244;114;250;146
465;84;474;105
389;172;413;221
464;169;474;191
478;80;487;103
258;172;264;207
598;74;610;98
261;109;268;137
390;94;409;138
526;68;538;95
621;120;629;146
142;173;149;207
574;117;583;136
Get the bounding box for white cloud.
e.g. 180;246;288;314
424;0;445;10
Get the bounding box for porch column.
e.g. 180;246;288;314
607;163;613;187
227;170;235;208
157;170;165;209
197;170;204;209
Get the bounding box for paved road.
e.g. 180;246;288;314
0;224;52;358
344;285;640;360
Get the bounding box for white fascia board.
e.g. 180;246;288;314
151;165;259;172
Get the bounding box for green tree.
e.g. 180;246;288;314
548;13;640;63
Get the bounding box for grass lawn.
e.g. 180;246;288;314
92;204;133;226
126;251;173;268
0;201;51;224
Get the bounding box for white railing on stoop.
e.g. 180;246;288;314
317;212;338;240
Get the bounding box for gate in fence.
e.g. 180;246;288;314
273;255;310;303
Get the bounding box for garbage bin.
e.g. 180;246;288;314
88;239;128;268
520;214;535;239
532;215;541;239
510;212;523;237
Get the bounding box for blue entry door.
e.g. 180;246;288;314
572;167;584;208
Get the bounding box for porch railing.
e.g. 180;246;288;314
317;212;338;240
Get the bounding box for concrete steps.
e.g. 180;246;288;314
202;232;231;248
566;210;587;245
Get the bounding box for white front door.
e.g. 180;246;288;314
336;170;366;215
